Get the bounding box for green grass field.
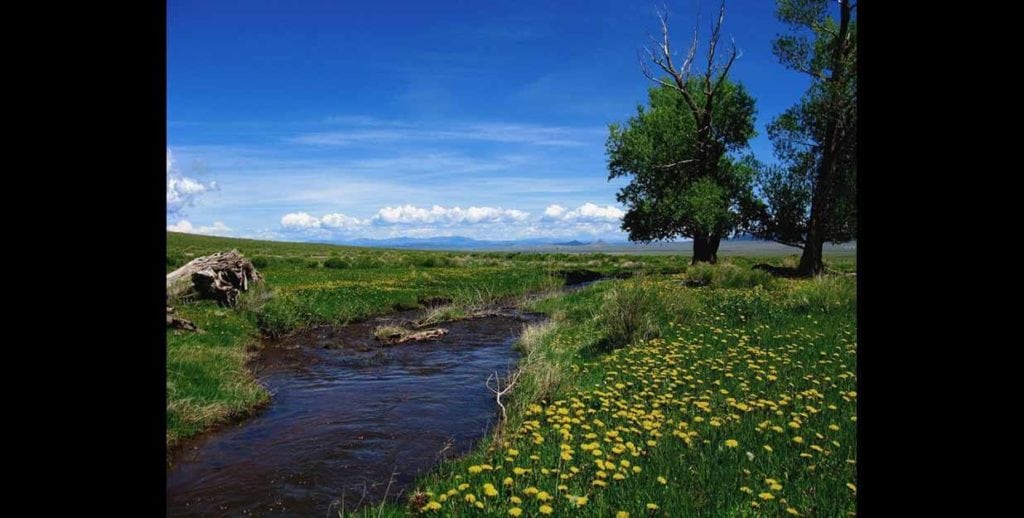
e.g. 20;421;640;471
167;232;690;448
166;232;855;516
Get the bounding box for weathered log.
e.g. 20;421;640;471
396;328;448;343
166;249;263;306
379;328;449;345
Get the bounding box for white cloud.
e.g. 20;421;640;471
321;212;365;230
167;148;218;216
167;220;233;236
543;204;567;218
291;121;603;148
559;202;624;223
372;204;530;225
280;212;323;230
274;202;625;241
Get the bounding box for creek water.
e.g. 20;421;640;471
166;311;542;516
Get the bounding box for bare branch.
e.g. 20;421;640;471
637;8;702;119
771;238;805;250
639;49;683;92
812;20;838;37
486;369;524;422
792;62;829;81
681;16;699;80
705;0;727;92
711;36;739;94
654;158;698;169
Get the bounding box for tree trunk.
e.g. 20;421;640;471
692;234;721;264
797;224;824;276
797;0;851;278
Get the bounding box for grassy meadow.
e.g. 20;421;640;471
166;232;688;448
166;232;855;516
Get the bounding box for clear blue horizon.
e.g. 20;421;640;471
167;0;809;242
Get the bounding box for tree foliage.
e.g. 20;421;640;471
608;79;757;244
749;0;857;273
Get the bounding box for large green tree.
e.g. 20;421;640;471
750;0;857;275
608;2;756;264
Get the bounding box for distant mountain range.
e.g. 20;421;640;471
312;234;850;254
324;236;625;250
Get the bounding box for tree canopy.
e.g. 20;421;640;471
607;78;757;247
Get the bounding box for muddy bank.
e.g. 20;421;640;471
166;310;543;516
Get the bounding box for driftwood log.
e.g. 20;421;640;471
380;328;449;345
166;249;264;306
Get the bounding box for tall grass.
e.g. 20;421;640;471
686;261;776;289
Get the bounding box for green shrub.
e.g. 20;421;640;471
250;255;272;269
415;256;441;268
785;275;856;314
323;257;349;269
594;277;664;349
687;262;775;289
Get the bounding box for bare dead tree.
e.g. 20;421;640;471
639;1;740;172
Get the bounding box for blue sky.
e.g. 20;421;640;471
167;0;808;242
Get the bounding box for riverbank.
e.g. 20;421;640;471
381;270;857;516
166;233;688;451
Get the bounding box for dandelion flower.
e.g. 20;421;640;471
759;492;775;501
793;436;804;444
786;508;802;516
509;508;523;516
539;505;553;514
647;503;659;510
422;501;442;511
725;439;739;448
657;476;668;485
616;512;630;518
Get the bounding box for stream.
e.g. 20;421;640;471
166;310;542;516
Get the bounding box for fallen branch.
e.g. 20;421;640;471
378;327;450;344
486;368;524;422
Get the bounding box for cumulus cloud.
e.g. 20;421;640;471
167;220;233;236
321;212;365;230
559;202;624;222
543;204;567;218
275;201;625;241
281;212;325;230
373;205;530;225
167;148;218;216
280;212;368;236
